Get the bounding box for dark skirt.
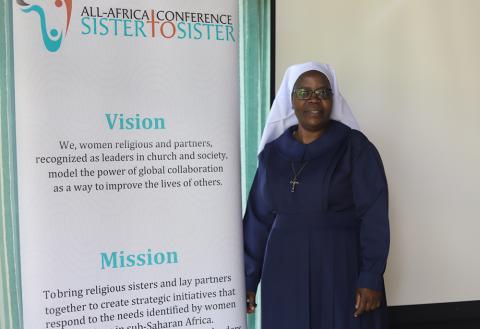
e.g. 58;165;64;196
260;211;388;329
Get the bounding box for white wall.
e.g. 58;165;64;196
276;0;480;306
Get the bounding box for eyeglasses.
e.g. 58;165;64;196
293;88;333;100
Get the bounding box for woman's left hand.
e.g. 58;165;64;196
354;288;383;317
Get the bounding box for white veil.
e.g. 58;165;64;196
258;62;360;154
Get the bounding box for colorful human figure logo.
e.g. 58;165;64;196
17;0;72;52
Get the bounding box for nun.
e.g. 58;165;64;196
243;62;390;329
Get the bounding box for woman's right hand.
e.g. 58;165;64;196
246;291;257;313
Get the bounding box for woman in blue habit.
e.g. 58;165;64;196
243;62;390;329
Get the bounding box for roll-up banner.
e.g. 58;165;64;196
12;1;244;329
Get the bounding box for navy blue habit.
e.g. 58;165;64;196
244;120;389;329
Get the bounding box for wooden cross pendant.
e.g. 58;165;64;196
290;179;300;192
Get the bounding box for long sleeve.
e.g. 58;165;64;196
243;152;276;293
351;138;390;292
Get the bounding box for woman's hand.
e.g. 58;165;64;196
354;288;382;317
246;291;257;314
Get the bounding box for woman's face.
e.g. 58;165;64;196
292;71;333;132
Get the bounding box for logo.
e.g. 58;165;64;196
16;2;236;50
17;0;72;52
